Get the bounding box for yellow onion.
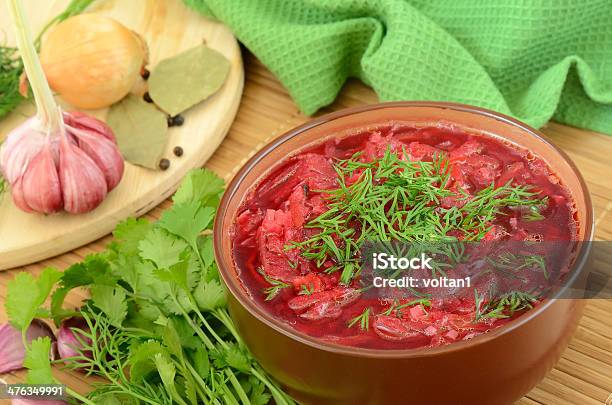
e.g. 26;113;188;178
40;14;147;109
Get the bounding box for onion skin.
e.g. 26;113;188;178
0;320;56;374
40;14;146;109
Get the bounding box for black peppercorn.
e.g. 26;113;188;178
172;114;185;126
141;68;150;80
167;116;174;127
158;158;170;170
143;92;153;103
173;146;184;157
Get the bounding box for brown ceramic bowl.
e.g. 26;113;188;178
214;102;594;405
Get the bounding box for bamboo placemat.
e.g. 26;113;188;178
1;52;611;405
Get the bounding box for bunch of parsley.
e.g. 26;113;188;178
5;168;295;405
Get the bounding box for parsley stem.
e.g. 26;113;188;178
251;366;295;405
214;309;244;346
66;387;96;405
221;384;241;405
186;292;230;350
185;360;218;402
225;368;251;404
173;296;215;351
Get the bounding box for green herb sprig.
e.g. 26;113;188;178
347;307;371;331
288;148;545;285
258;268;292;301
474;290;537;321
5;169;295;405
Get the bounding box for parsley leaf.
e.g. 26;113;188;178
153;352;188;405
159;202;214;246
194;279;226;311
189;347;210;379
162;320;184;359
90;285;128;327
211;342;251;373
128;340;165;382
61;255;116;289
139;228;188;269
173;168;224;206
24;336;54;384
154;260;191;292
198;235;216;272
6;268;61;332
112;217;154;256
248;375;272;405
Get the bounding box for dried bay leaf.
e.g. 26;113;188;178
107;94;168;169
148;45;230;116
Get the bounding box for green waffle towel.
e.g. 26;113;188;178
184;0;612;134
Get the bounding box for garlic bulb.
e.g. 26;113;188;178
0;0;124;215
40;14;147;109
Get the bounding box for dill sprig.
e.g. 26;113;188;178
522;205;546;221
347;307;371;331
257;268;291;301
288;147;545;285
474;290;537;321
382;298;432;317
0;45;23;119
485;252;548;279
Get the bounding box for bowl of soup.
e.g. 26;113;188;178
213;102;594;404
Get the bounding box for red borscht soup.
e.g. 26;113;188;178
231;123;577;349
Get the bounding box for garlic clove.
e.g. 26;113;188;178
0;117;46;184
57;317;92;366
63;111;116;142
68;126;124;191
11;177;35;213
0;319;56;374
59;138;108;214
21;144;63;214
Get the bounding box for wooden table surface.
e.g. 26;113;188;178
1;51;611;405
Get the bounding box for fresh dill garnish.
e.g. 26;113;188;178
347;307;371;331
382;298;432;317
287;147;545;285
485;252;548;280
522;205;546;221
299;284;315;296
474;290;537;321
257;268;291;301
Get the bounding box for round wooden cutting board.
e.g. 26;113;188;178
0;0;244;270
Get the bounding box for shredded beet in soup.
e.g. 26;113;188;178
231;124;577;349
